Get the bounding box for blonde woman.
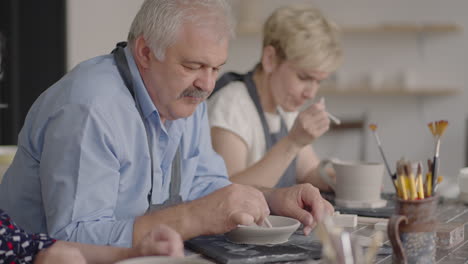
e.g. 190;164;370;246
209;5;342;189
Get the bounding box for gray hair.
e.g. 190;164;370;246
128;0;235;61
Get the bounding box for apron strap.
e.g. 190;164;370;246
169;144;182;201
112;42;135;98
241;71;274;150
112;42;183;211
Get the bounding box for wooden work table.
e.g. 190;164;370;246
187;197;468;263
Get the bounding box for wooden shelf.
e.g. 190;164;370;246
330;120;364;131
318;86;462;96
237;23;462;36
342;23;462;34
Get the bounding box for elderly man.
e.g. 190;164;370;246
0;0;333;247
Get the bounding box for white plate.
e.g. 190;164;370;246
225;215;300;245
115;256;212;264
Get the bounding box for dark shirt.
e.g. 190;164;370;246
0;209;55;263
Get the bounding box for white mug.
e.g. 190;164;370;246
458;168;468;203
319;159;386;208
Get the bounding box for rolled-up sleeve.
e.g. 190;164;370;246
40;103;133;247
188;103;231;201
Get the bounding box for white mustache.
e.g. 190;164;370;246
179;88;210;99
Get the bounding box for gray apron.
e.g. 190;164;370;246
213;70;296;188
112;42;183;212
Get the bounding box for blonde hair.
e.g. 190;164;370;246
262;5;342;72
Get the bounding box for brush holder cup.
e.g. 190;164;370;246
388;195;439;264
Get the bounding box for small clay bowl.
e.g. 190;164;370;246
115;256;212;264
225;215;300;245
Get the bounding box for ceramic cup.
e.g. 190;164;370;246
319;159;386;208
458;168;468;203
388;196;439;264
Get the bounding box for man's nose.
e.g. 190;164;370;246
194;68;217;92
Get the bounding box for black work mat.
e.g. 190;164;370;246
186;233;322;264
321;192;396;218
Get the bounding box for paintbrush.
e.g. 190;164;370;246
416;162;425;199
426;159;433;197
317;97;341;125
404;163;417;200
428;120;448;194
369;124;397;190
396;160;408;200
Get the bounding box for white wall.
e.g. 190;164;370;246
67;0;144;69
67;0;468;193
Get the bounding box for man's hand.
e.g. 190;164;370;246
191;183;270;235
264;183;334;235
132;224;184;257
34;242;87;264
134;184;270;242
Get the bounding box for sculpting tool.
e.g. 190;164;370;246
319;97;341;125
327;112;341;125
262;217;273;228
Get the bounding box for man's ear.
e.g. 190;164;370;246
133;36;153;69
260;45;279;73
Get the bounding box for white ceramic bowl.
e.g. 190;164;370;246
115;256;212;264
225;215;300;245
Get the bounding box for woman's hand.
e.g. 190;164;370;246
132;224;184;258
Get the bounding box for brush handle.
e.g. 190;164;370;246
431;156;438;194
378;145;393;178
371;131;393;178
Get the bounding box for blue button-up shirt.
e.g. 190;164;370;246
0;47;231;247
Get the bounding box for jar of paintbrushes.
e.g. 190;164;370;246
388;160;440;264
369;120;448;264
388;194;439;264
